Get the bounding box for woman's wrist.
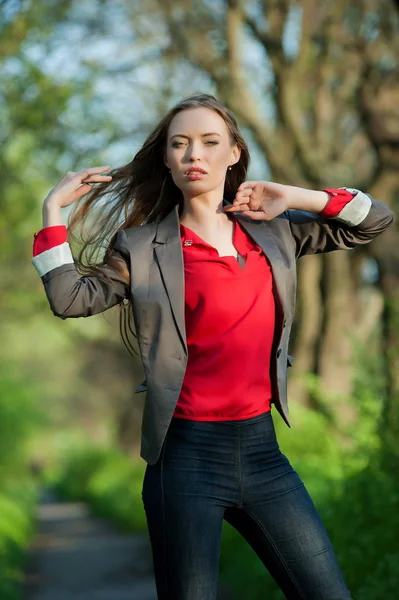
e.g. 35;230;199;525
286;187;330;214
42;200;63;228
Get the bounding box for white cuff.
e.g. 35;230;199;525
31;242;74;277
334;189;372;226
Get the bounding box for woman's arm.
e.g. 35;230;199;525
225;182;394;258
285;189;394;258
32;166;130;318
32;226;130;319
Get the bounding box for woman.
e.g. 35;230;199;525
32;93;393;599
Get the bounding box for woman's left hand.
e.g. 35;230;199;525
224;181;289;221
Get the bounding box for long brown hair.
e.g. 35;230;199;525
67;92;250;356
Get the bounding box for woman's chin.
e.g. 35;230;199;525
180;182;210;196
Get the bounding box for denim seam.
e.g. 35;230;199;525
241;506;307;600
160;437;169;597
267;481;305;500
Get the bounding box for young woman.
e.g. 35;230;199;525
32;93;393;600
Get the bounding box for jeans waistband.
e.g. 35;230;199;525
170;409;272;429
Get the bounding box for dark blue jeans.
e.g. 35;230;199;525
141;411;352;600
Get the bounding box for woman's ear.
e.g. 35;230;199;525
231;145;241;166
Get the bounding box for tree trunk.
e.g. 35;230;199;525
288;255;322;408
318;251;358;426
368;171;399;467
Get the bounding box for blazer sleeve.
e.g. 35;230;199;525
286;191;394;259
31;229;130;319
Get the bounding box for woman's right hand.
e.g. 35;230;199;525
43;166;113;208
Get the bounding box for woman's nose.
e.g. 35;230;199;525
186;143;202;161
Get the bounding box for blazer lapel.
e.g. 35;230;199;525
233;214;288;318
221;197;288;317
152;201;289;355
154;206;188;355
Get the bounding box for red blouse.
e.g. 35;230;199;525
174;219;275;420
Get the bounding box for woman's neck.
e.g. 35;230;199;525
179;197;233;231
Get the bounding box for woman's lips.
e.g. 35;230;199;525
186;172;207;180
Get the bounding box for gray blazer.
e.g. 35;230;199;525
34;194;394;464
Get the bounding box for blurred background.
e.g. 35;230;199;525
0;0;398;598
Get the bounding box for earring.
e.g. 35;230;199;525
228;166;232;171
168;169;171;174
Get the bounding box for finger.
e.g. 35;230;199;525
81;174;113;183
226;203;250;212
74;184;93;198
79;166;112;180
83;165;112;174
237;181;258;191
235;186;253;198
240;210;269;221
233;188;253;202
234;190;252;203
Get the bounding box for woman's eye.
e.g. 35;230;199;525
172;141;219;148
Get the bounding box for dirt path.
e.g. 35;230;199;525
22;489;157;599
23;489;233;600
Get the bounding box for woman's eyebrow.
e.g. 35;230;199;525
170;132;222;139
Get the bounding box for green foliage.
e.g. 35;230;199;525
52;444;147;533
51;446;109;502
0;364;45;475
0;365;42;599
324;465;399;600
0;481;38;600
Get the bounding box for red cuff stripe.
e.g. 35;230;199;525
33;225;68;256
320;188;355;218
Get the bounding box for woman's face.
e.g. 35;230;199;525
165;107;240;198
